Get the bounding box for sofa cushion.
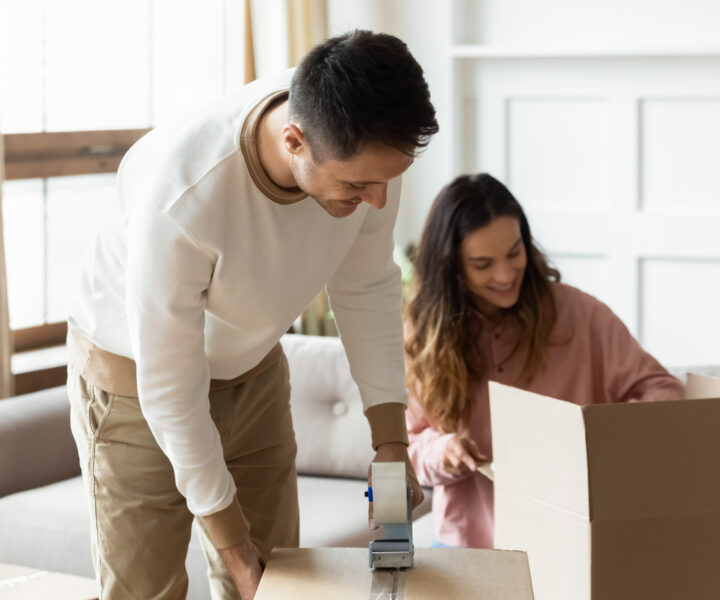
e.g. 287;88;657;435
0;386;80;498
281;334;375;479
0;477;93;578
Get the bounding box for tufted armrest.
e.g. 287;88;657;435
0;386;81;498
281;334;375;480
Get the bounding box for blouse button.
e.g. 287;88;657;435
497;366;504;373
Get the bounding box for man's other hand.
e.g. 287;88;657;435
367;441;424;529
218;535;264;600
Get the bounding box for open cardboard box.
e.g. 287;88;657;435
490;373;720;600
255;548;534;599
0;563;98;600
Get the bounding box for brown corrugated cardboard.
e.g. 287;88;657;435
255;548;535;599
490;380;720;600
0;563;98;600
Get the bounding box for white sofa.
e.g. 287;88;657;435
0;334;435;599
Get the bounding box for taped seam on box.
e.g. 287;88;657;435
369;569;405;600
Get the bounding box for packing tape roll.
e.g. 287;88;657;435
371;462;407;525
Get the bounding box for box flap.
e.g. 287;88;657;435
494;488;591;600
686;372;720;400
583;397;720;520
489;382;590;517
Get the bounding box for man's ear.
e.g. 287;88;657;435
282;123;305;155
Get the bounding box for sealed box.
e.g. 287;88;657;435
0;563;98;600
489;376;720;600
256;548;534;599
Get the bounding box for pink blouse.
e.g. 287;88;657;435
406;283;685;548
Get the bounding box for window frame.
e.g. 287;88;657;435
3;128;149;393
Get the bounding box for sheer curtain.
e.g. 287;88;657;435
0;134;15;397
288;0;328;67
245;0;256;83
286;0;334;335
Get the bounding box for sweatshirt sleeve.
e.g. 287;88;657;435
591;301;685;403
406;393;465;487
326;178;409;444
126;206;246;544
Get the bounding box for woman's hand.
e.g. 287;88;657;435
442;434;488;477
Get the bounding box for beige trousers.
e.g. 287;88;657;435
68;353;299;600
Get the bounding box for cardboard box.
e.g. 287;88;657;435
489;378;720;600
0;563;98;600
255;548;534;599
686;372;720;400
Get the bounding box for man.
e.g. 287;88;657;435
67;30;438;599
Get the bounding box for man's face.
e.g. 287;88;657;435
288;142;414;218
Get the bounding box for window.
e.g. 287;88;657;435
1;0;251;392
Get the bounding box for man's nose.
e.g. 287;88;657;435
362;183;388;210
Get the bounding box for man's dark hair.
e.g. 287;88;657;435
289;30;439;162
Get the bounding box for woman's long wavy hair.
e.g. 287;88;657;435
405;173;560;433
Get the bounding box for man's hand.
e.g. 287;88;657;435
217;535;264;600
442;434;487;477
367;441;424;530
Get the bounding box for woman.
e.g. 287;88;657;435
405;173;684;549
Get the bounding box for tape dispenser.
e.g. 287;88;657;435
366;461;414;569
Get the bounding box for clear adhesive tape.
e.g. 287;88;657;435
369;569;406;600
371;462;407;525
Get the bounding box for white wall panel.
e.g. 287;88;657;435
455;0;720;47
641;259;720;367
507;99;609;212
550;255;611;308
641;99;720;213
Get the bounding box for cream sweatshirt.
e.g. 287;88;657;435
68;69;408;523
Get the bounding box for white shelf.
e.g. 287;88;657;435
451;44;720;59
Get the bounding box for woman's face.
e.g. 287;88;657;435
460;216;527;318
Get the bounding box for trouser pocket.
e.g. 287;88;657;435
68;364;115;446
